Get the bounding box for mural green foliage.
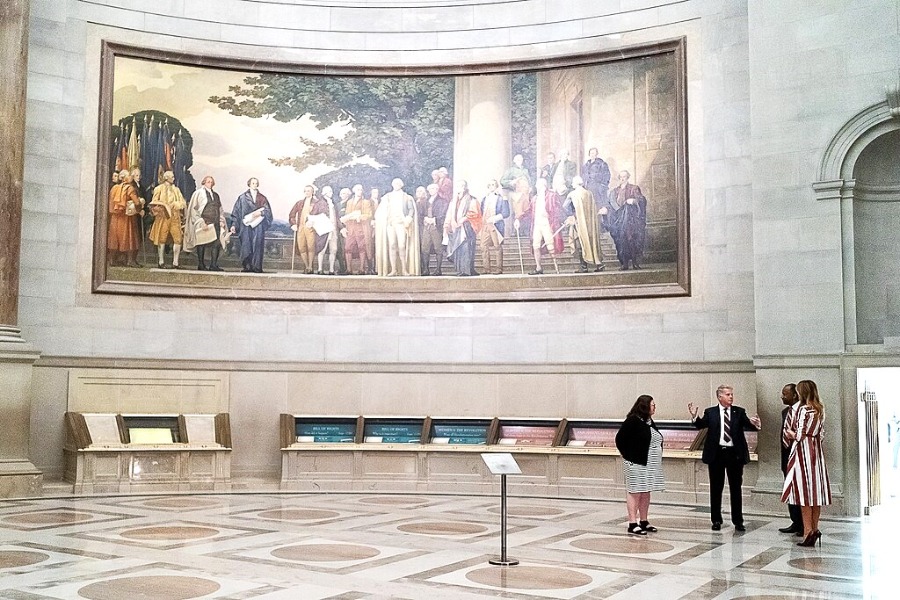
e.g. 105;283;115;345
211;74;455;190
511;73;537;179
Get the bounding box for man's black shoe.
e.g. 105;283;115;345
778;525;800;534
734;524;746;532
711;522;722;531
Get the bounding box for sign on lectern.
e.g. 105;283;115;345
481;452;522;475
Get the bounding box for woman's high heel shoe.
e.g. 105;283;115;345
797;530;822;547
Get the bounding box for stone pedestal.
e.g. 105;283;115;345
453;74;511;196
0;327;42;498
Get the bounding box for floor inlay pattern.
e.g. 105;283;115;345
0;492;888;599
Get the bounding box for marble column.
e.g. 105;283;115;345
453;74;512;197
0;0;42;498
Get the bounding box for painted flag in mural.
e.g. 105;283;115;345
142;115;159;189
138;113;150;175
127;116;140;170
117;120;129;173
140;115;158;190
173;129;193;198
162;119;173;172
110;127;121;174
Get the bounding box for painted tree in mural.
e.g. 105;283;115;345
210;75;455;191
511;73;537;178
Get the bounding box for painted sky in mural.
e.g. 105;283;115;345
112;57;349;217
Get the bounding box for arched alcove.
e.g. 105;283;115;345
853;130;900;344
813;90;900;346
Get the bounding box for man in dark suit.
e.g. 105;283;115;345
689;385;761;531
779;383;804;535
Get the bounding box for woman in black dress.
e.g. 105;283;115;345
615;394;665;535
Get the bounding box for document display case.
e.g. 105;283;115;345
496;419;562;446
362;417;424;444
64;412;231;494
428;418;496;445
279;412;758;504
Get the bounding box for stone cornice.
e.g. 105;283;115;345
35;356;755;374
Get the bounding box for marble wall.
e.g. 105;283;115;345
18;0;900;512
21;0;753;364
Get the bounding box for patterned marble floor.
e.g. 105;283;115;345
0;493;886;599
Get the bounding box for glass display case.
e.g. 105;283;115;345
427;418;496;445
496;419;563;446
362;417;425;443
121;414;181;444
560;419;621;448
64;412;232;494
295;417;359;443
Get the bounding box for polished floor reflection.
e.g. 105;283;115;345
0;493;885;598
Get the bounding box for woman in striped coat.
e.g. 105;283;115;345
781;379;831;546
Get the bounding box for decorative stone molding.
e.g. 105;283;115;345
811;179;843;202
886;81;900;119
815;102;894;189
854;182;900;202
0;325;25;344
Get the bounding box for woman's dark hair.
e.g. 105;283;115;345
627;394;654;421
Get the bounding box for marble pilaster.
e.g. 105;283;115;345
0;0;42;498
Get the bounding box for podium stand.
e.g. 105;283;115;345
481;453;521;566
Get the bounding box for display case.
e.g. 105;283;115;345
64;412;232;494
559;419;706;450
281;415;362;445
362;417;425;444
655;420;707;450
560;419;621;447
496;419;563;446
279;413;758;504
427;418;496;445
121;414;181;444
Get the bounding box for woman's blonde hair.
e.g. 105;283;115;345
797;380;824;415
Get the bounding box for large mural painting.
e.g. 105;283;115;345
94;40;688;301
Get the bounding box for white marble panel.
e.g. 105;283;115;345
703;331;755;361
93;329;177;358
398;335;473;363
258;3;330;30
288;316;363;336
330;6;404;33
662;311;728;333
325;335;399;362
435;26;511;50
20;215;58;243
74;1;147;30
581;5;660;37
401;5;474;31
471;0;546;29
514;20;585;47
143;12;222;40
472;334;547;362
366;30;439;51
183;0;258;24
553;0;623;21
28;73;65;104
249;334;326;361
219;23;296;48
212;314;288;335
